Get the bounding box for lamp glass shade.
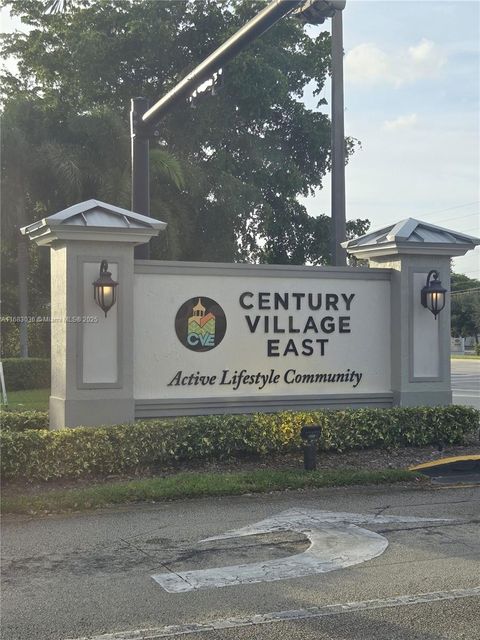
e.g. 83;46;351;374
421;270;446;319
93;261;118;317
424;288;446;318
100;286;114;308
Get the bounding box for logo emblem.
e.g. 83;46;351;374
175;297;227;352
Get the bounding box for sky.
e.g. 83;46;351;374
1;0;479;277
302;0;480;277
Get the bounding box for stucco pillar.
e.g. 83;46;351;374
369;253;451;406
22;200;165;429
343;218;479;407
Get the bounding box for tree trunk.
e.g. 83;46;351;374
16;196;29;358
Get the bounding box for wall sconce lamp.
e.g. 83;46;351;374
421;270;446;319
93;260;118;317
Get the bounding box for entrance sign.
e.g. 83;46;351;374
21;201;479;428
134;264;391;415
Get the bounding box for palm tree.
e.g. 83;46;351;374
46;0;72;14
2;95;186;356
1;100;41;357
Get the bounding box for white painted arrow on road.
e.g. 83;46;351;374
152;509;452;593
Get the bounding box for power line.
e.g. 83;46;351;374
379;202;479;228
414;200;479;219
451;288;480;295
434;212;479;225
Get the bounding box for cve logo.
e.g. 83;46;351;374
175;297;227;352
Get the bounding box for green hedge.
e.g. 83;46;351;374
1;358;50;391
1;410;49;432
1;406;478;482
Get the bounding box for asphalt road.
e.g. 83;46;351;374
452;358;480;409
2;484;479;640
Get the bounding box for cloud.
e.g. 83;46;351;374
345;39;447;86
344;43;391;84
406;39;446;79
383;113;418;131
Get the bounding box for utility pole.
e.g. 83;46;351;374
293;1;347;265
131;97;151;259
331;7;347;266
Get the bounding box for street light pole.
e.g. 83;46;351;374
131;97;151;259
331;8;347;266
130;0;305;259
140;0;304;127
285;1;348;266
129;0;346;262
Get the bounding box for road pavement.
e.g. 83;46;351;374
452;358;480;409
2;484;479;640
2;359;478;639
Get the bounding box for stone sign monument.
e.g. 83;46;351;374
22;200;479;429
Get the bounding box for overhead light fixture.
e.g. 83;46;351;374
93;260;118;317
292;0;346;25
421;270;447;319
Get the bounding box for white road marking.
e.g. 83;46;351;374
154;524;387;593
151;509;452;593
452;389;480;398
453;393;480;398
66;586;480;640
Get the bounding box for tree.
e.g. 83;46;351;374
450;273;480;343
1;94;185;356
1;98;50;357
451;272;480;293
1;0;368;266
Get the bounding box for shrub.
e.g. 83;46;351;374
1;410;49;432
1;406;478;483
0;321;50;359
1;358;50;390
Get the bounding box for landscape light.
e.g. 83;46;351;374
300;424;322;471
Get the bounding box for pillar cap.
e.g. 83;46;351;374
21;199;167;246
342;218;479;259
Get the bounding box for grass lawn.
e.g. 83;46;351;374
451;354;479;360
1;388;49;412
1;468;420;515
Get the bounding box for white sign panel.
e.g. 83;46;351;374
133;267;391;403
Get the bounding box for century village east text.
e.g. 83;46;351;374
239;290;356;357
168;290;363;391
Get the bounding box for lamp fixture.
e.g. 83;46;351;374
300;425;322;471
93;260;118;317
292;0;346;25
421;270;446;319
